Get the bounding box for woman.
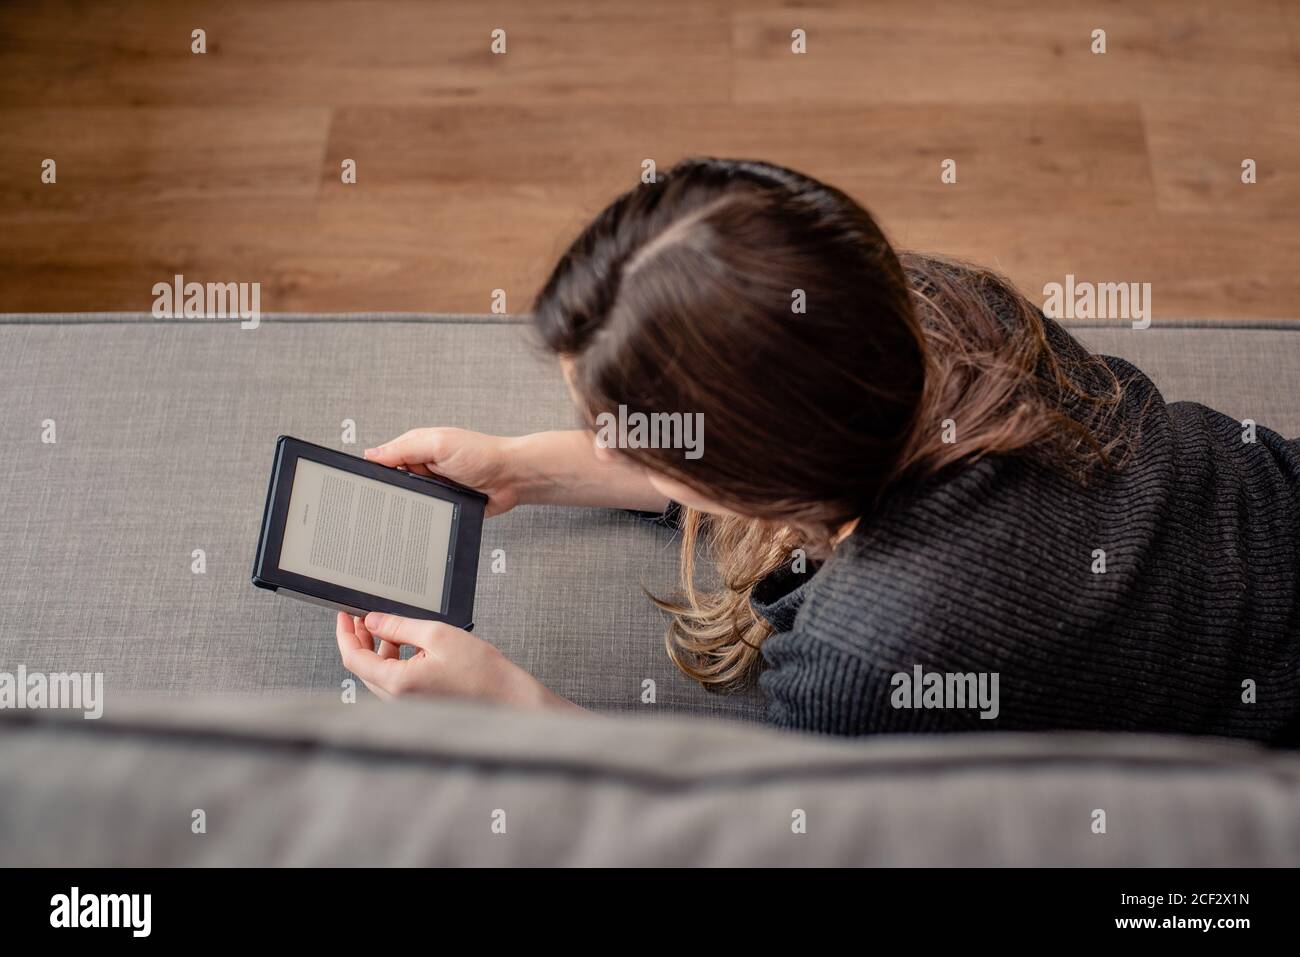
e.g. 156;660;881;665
336;157;1300;743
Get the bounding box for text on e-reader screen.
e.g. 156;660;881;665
278;458;457;612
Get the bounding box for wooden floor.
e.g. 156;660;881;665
1;0;1298;318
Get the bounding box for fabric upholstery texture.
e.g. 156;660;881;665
1;317;1297;723
2;313;1298;866
2;695;1298;867
0;318;759;719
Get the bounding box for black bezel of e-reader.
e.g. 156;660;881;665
251;435;487;630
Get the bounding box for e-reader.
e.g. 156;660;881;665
251;436;487;629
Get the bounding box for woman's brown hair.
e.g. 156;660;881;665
532;157;1126;691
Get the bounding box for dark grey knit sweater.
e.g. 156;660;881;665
748;320;1300;744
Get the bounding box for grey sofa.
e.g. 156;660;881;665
2;313;1299;866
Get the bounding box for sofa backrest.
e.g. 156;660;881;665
3;694;1298;866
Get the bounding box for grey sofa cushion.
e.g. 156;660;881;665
1072;322;1300;434
1;316;1297;728
0;317;764;720
4;314;1299;867
2;694;1298;866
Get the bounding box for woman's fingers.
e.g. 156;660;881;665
336;612;365;652
336;612;405;695
364;428;447;469
342;641;405;694
348;614;396;659
362;612;436;654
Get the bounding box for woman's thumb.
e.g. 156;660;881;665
363;612;433;651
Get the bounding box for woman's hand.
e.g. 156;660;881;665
364;428;523;517
335;612;582;712
365;428;670;515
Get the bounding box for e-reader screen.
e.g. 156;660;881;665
277;458;458;614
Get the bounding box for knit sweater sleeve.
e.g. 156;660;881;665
757;449;1042;737
754;357;1300;742
759;624;986;735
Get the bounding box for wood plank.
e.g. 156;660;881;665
895;214;1300;321
0;0;732;106
0;108;330;224
319;102;1156;221
4;206;1297;319
733;0;1300;105
0;0;1296;318
1143;99;1300;215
